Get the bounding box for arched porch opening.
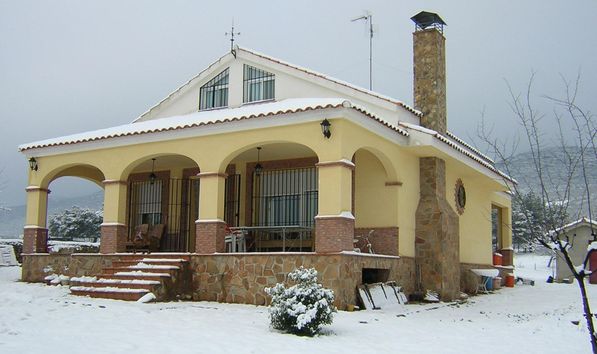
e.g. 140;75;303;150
122;154;201;252
23;164;105;254
353;148;400;256
215;142;320;253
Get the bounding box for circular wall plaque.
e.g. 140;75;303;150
455;178;466;215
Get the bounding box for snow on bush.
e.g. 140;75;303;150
49;206;102;241
265;267;336;336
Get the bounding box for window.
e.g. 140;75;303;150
199;68;229;110
243;65;275;103
136;180;163;226
492;205;503;251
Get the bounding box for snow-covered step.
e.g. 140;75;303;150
70;276;161;291
70;286;151;301
102;271;172;282
112;259;188;268
102;266;178;276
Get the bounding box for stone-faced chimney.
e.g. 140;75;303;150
411;11;447;134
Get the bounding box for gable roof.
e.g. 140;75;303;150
552;217;597;235
136;46;421;122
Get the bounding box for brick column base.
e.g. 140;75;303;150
23;227;48;253
100;224;128;253
195;220;227;254
500;248;513;267
314;215;355;253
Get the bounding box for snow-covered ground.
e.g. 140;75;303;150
0;253;594;353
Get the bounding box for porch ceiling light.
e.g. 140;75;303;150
149;158;157;184
255;147;263;175
28;157;38;171
320;119;331;139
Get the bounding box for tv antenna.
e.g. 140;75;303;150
351;11;374;90
225;19;241;57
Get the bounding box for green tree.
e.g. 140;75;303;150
48;206;102;241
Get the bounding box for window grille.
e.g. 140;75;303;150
199;68;229;110
243;65;275;103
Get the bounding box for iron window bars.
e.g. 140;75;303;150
199;68;229;110
243;64;275;103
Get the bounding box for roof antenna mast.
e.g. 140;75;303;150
351;11;374;90
225;19;241;57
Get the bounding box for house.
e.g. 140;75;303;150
18;12;514;306
552;217;597;283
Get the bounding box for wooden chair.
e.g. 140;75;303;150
131;224;150;253
148;224;165;252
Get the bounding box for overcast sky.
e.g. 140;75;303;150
1;0;596;207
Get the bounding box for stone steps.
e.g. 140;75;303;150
68;255;190;302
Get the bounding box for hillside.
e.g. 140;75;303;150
0;192;103;238
498;146;597;220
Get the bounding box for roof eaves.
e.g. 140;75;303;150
433;133;516;184
19;100;408;152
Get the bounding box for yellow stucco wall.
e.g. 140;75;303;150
24;114;509;262
446;160;512;265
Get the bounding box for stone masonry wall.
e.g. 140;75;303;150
190;253;402;309
415;157;460;300
413;28;447;134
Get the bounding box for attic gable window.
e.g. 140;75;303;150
243;65;275;103
199;68;229;110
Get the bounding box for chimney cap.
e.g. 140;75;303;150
411;11;446;32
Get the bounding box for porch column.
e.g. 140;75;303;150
23;187;49;253
195;172;227;254
100;180;128;253
314;160;355;253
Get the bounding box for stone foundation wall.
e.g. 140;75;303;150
190;253;402;309
21;253;406;310
21;254;119;282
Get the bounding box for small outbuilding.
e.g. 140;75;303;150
553;217;597;282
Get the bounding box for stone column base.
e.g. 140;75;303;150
23;227;48;253
314;214;355;253
100;224;127;253
195;220;227;254
500;248;513;267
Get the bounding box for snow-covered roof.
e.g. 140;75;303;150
18;98;408;152
552;217;597;235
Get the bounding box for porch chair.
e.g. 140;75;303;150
147;224;165;252
131;224;150;253
224;226;247;253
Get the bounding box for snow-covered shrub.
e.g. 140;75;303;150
265;267;336;336
49;206;102;241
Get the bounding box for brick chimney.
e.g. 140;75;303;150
412;11;447;134
411;11;460;301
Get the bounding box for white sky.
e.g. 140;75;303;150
1;0;596;206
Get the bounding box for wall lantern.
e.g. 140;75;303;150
149;158;157;184
254;147;263;175
320;119;331;139
28;157;38;171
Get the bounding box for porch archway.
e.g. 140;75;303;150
352;148;400;256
